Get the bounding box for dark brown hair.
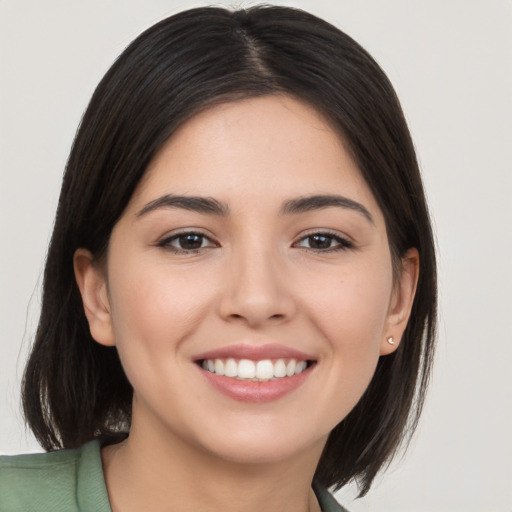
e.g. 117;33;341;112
22;5;436;496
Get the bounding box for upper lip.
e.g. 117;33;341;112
193;343;316;362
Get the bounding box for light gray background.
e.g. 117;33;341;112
1;1;511;511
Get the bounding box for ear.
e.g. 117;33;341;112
380;248;419;355
73;248;116;347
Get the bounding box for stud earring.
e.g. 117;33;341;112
387;337;395;345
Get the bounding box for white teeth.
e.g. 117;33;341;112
256;360;274;380
274;359;286;378
238;359;256;379
295;361;307;374
214;359;224;376
224;358;238;377
286;359;296;377
201;357;310;380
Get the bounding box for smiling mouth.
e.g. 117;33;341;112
199;358;315;382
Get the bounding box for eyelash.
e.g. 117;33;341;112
157;230;354;254
293;231;354;252
157;231;217;254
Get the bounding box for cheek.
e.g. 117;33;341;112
106;260;215;369
300;259;393;413
307;260;393;346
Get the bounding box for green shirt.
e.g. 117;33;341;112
0;441;347;511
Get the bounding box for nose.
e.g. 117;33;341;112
217;244;296;328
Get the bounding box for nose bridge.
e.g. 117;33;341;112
218;234;294;326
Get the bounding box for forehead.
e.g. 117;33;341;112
128;95;383;222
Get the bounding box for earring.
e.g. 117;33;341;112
387;337;395;345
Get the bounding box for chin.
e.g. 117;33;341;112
193;423;327;466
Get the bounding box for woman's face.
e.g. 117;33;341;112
76;95;417;466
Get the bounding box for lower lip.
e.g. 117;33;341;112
198;365;313;403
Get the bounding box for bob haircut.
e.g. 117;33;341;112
22;5;436;496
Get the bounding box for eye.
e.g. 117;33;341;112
294;232;353;252
158;232;217;253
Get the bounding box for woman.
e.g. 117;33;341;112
0;6;436;512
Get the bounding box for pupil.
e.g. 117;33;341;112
180;234;202;249
310;235;331;249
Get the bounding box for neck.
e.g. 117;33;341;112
102;414;325;512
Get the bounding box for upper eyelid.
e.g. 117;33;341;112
158;228;215;240
294;228;354;243
156;230;218;248
155;228;354;246
293;231;355;251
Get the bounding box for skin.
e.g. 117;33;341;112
74;95;418;512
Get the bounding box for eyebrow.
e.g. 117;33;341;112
137;194;229;217
281;194;374;224
136;193;373;224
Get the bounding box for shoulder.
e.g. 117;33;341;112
315;486;351;512
0;440;111;512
